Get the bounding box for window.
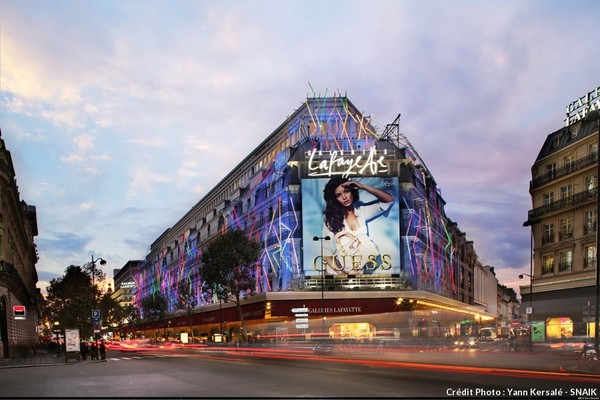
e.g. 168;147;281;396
589;142;598;156
546;162;556;178
543;192;554;205
559;217;573;240
553;137;560;148
584;245;597;269
542;255;554;275
586;175;597;192
564;154;574;172
559;251;572;272
560;184;573;200
542;224;554;245
584;210;597;235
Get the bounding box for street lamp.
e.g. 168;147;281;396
313;235;331;335
519;273;533;351
90;255;107;344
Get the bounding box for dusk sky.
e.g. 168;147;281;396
1;0;598;296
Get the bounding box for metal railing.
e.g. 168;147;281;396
530;152;598;189
527;189;597;221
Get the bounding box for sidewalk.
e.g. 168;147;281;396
0;349;105;369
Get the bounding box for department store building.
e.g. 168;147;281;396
128;96;496;342
523;85;600;341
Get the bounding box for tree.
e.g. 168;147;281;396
45;265;95;339
177;279;198;341
140;292;167;322
200;229;261;342
122;304;141;329
83;261;106;301
99;292;124;332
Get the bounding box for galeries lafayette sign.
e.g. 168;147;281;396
307;147;388;177
565;86;600;126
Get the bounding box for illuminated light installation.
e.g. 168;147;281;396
133;93;459;317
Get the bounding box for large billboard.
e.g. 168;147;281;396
302;176;400;277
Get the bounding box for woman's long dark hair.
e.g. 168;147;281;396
323;177;360;234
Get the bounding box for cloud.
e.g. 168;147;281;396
127;166;174;197
73;134;94;150
60;154;84;163
36;231;91;256
1;0;598;298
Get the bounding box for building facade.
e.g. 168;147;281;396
497;283;519;337
0;131;41;358
112;260;142;308
523;85;600;341
129;96;496;342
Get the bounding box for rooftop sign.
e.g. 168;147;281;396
307;147;388;177
565;86;600;126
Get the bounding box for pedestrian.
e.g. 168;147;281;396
99;341;106;360
90;343;97;360
80;341;89;360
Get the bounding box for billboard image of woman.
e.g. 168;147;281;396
302;176;400;277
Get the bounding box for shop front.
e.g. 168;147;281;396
124;291;495;344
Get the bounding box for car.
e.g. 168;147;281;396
312;343;334;355
479;327;497;342
454;336;479;349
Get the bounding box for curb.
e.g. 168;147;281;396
0;358;108;369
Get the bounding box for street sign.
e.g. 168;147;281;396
295;318;309;324
295;324;309;329
295;313;309;318
291;307;308;313
92;309;101;319
13;305;25;320
526;307;533;315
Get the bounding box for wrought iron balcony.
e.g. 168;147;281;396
530;151;597;190
527;189;597;222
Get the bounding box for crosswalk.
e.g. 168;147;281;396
107;354;185;362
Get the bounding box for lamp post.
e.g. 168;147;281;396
90;255;107;345
595;111;600;353
522;213;539;351
581;108;600;353
519;273;533;351
313;235;331;335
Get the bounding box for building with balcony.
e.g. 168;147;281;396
112;260;142;308
0;130;41;359
523;86;600;340
497;283;519;337
129;96;496;342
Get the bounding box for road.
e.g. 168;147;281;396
1;343;599;399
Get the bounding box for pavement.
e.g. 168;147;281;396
0;348;107;369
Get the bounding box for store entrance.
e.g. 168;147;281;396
329;322;376;339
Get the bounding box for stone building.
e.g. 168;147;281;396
523;86;600;340
0;130;41;358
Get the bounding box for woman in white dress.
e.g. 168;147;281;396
320;177;394;275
